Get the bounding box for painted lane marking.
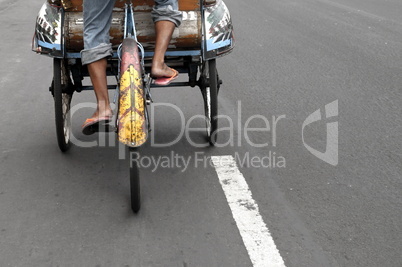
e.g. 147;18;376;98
211;156;286;267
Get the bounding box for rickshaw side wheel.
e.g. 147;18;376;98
201;59;219;145
53;58;73;152
129;147;141;213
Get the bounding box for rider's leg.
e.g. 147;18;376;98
151;20;176;78
81;0;116;121
151;0;183;78
87;58;112;118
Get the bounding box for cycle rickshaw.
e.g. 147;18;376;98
32;0;234;213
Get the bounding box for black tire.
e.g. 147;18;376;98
53;58;73;152
129;147;141;213
201;59;219;145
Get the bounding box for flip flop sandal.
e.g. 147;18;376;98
82;116;112;135
154;69;179;86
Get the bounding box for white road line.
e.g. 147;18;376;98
211;156;286;267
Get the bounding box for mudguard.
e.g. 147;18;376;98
118;38;148;147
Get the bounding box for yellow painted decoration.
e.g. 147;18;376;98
118;65;147;147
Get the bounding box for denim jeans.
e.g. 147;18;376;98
81;0;182;65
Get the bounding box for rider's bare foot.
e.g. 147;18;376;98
151;63;177;78
90;110;113;120
88;102;113;121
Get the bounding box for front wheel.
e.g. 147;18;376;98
129;147;141;213
53;58;73;152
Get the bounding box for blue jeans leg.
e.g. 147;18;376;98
152;0;182;27
81;0;117;65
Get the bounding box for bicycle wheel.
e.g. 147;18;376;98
129;147;141;213
53;58;73;152
200;59;219;145
119;38;146;213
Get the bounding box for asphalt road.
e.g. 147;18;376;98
0;0;401;266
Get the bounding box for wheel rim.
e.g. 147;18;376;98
62;93;72;144
205;87;212;137
60;60;72;146
60;60;72;145
201;61;212;137
200;59;218;144
54;58;73;152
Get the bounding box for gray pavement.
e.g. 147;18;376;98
0;0;401;266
